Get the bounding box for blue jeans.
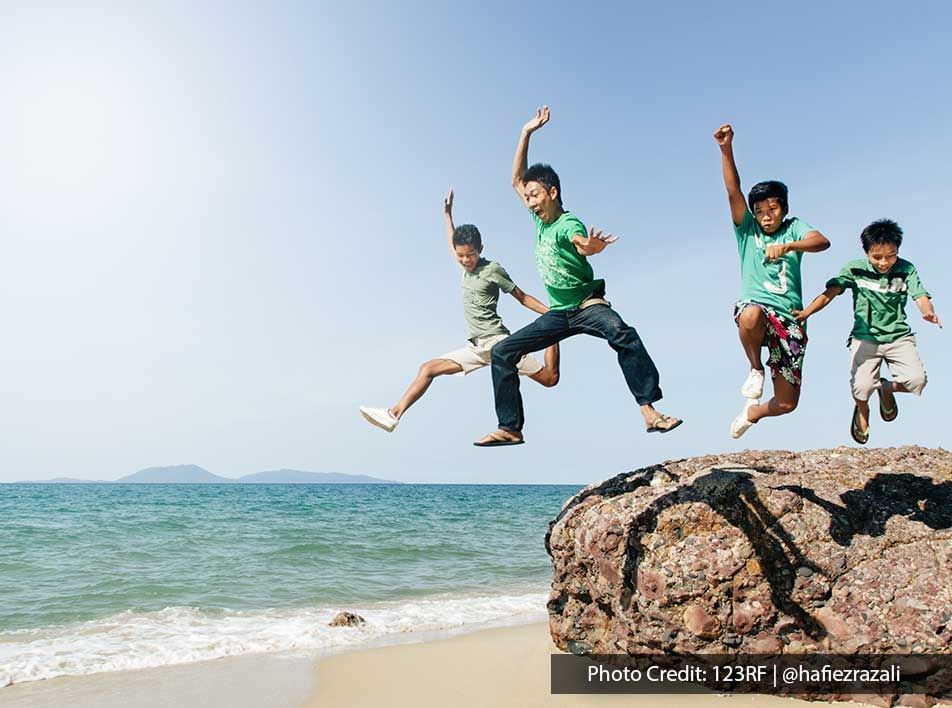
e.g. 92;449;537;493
491;304;663;432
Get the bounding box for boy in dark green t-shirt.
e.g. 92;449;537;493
473;107;682;446
795;219;941;444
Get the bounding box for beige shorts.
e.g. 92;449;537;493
849;334;927;401
438;333;544;377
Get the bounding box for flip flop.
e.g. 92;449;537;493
850;405;869;445
473;431;525;447
646;414;683;434
878;378;898;422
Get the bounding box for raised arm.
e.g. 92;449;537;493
509;286;549;315
792;285;844;322
512;106;550;205
714;124;748;226
443;188;456;258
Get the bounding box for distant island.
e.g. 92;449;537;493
15;465;400;484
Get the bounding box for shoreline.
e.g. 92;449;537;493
1;620;878;707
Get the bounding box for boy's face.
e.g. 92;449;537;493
523;180;560;224
752;198;787;235
455;244;481;272
866;242;899;274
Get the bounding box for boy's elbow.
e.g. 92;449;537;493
812;233;831;251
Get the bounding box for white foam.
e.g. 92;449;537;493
0;590;549;686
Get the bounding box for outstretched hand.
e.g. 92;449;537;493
573;226;619;256
923;311;943;328
714;123;734;147
443;188;454;215
523;106;550;134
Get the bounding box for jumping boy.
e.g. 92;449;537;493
793;218;940;444
714;123;831;439
473;106;681;447
359;189;560;433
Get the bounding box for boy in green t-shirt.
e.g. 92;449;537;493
794;219;941;444
359;190;560;433
473;107;682;446
714;124;831;439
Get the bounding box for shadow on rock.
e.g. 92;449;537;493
624;467;826;640
777;472;952;547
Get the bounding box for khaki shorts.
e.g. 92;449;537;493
849;334;927;401
438;333;543;377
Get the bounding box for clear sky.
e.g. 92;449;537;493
1;1;949;483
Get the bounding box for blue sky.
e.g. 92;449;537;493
0;1;949;483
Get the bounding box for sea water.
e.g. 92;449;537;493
0;483;579;685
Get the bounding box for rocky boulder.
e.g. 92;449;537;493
329;611;366;627
546;446;952;659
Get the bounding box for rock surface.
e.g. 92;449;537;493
546;447;952;699
329;611;366;627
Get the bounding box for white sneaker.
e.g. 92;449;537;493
359;406;399;432
730;399;759;439
740;369;765;399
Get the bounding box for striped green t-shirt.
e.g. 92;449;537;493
826;257;930;343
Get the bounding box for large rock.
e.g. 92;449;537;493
546;446;952;659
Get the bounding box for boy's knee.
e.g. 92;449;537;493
420;360;443;378
605;322;637;348
851;379;876;402
776;398;799;415
491;342;521;366
541;370;560;388
738;306;765;330
898;371;927;396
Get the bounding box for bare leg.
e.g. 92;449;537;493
853;397;871;434
391;359;463;419
528;343;561;388
748;373;800;423
738;306;767;371
881;378;911;402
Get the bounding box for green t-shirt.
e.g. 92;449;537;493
735;211;814;316
532;211;604;310
826;257;930;343
461;258;516;339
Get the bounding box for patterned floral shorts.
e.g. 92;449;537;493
733;302;808;388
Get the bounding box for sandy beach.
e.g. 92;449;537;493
0;620;884;707
304;622;852;708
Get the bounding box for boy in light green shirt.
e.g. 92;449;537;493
359;190;560;433
795;219;941;444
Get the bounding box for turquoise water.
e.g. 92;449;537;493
0;483;577;683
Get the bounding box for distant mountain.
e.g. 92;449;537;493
238;469;399;484
117;465;231;484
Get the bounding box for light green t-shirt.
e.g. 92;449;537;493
461;258;516;339
735;210;814;316
532;211;604;310
826;257;930;344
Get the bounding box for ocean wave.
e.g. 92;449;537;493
0;589;548;687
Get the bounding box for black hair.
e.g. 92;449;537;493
747;180;789;213
522;163;563;205
860;218;903;252
452;224;483;251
